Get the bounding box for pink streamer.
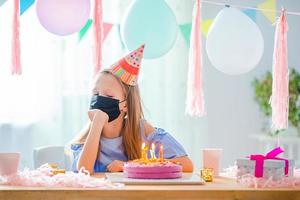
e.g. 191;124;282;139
93;0;103;75
0;164;123;188
270;10;289;131
186;0;206;117
11;0;21;75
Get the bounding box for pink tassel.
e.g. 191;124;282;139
93;0;103;75
11;0;21;75
186;0;206;117
270;10;289;131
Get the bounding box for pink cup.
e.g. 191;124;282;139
202;148;222;176
0;153;20;176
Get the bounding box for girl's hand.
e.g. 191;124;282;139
88;109;108;123
107;160;124;172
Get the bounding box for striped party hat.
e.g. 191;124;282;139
111;44;145;86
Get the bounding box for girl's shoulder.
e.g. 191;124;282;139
142;120;156;137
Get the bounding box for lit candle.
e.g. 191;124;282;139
150;143;157;160
141;142;148;161
159;144;164;162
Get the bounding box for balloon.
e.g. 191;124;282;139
206;7;264;75
121;0;178;59
36;0;90;36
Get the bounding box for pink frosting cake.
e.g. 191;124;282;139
124;160;183;179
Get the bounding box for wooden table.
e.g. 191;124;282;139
0;173;299;200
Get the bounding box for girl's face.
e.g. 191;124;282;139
93;73;127;113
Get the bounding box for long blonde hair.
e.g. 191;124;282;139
72;70;144;160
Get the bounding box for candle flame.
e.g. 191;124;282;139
160;144;163;150
141;142;145;149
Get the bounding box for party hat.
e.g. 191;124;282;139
111;44;145;86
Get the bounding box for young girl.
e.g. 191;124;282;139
70;44;193;173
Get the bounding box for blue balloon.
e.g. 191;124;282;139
121;0;178;59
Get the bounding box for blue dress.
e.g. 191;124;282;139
70;121;187;172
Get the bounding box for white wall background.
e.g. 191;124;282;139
0;0;300;170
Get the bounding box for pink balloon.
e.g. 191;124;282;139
36;0;90;36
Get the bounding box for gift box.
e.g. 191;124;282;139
236;147;295;181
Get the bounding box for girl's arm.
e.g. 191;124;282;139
169;156;194;172
77;110;108;173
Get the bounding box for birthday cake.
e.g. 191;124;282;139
124;160;183;179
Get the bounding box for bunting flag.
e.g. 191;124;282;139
242;9;257;22
11;0;22;75
180;19;212;46
78;20;113;42
201;19;213;37
78;19;92;41
257;0;277;23
270;10;289;131
0;0;7;6
186;0;206;117
20;0;35;15
179;23;192;46
103;23;113;41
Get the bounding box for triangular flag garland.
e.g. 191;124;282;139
201;19;213;37
20;0;35;15
93;0;103;75
78;19;92;41
257;0;277;23
179;23;192;46
11;0;21;75
242;9;257;22
270;10;289;131
186;0;206;117
180;19;212;47
102;23;113;41
78;20;113;42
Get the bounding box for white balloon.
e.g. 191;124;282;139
206;7;264;75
